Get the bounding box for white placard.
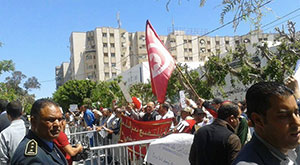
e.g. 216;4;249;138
179;90;187;108
145;133;194;165
69;104;78;112
294;59;300;87
118;82;132;103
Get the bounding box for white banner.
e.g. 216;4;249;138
145;133;194;165
179;90;187;108
69;104;78;112
118;81;132;103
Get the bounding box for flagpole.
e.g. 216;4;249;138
174;63;202;100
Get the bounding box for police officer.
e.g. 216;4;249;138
11;99;67;165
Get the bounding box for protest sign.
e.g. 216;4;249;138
69;104;78;112
179;90;187;108
118;81;132;103
119;115;172;158
145;133;194;165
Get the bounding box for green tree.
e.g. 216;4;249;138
129;82;153;104
0;60;15;75
204;21;299;95
53;80;97;110
91;78;125;108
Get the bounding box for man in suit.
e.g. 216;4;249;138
11;99;67;165
233;82;300;165
189;102;241;165
142;102;159;121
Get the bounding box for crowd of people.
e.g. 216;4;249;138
0;76;300;164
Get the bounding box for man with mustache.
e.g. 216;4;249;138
11;99;67;165
233;82;300;165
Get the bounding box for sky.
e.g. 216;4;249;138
1;0;300;99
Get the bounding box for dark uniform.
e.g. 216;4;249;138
11;130;67;165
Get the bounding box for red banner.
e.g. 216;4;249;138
119;115;172;158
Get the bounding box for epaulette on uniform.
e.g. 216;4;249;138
25;139;37;156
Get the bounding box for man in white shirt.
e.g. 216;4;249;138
0;101;26;164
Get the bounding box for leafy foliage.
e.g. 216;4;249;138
204;22;300;92
0;60;15;75
129;82;153;104
53;80;97;111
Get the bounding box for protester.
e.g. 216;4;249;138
79;105;95;129
0;101;26;164
234;100;251;146
141;102;159;121
189;102;241;165
191;107;210;134
0;99;10;132
233;82;300;165
53;118;83;165
156;103;175;120
197;97;222;118
11;99;67;164
173;106;196;133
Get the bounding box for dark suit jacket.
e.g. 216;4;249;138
11;130;67;165
0;112;11;132
233;134;293;165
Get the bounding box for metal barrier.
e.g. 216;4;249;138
73;139;156;165
68;130;99;147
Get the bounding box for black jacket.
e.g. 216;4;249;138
11;130;67;165
189;119;241;165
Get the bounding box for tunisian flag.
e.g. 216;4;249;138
146;20;175;103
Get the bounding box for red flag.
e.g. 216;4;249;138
146;20;175;103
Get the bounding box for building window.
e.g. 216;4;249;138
235;40;240;44
225;41;229;45
94;65;97;69
102;33;107;37
189;48;192;52
104;63;109;67
110;33;114;37
112;72;117;77
103;43;108;47
200;39;205;45
258;38;263;42
188;40;192;43
110;43;115;48
200;48;206;53
86;55;92;60
111;53;115;57
207;41;211;45
111;63;116;67
184;48;188;52
87;65;93;70
244;38;250;43
93;55;96;59
189;57;193;61
104;53;108;57
105;72;109;77
184;57;188;61
207;49;211;52
216;41;220;45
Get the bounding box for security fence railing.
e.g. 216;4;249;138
73;139;155;165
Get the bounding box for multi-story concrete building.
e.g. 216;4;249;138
55;27;278;89
55;62;70;89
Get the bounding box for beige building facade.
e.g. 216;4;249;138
56;27;277;89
